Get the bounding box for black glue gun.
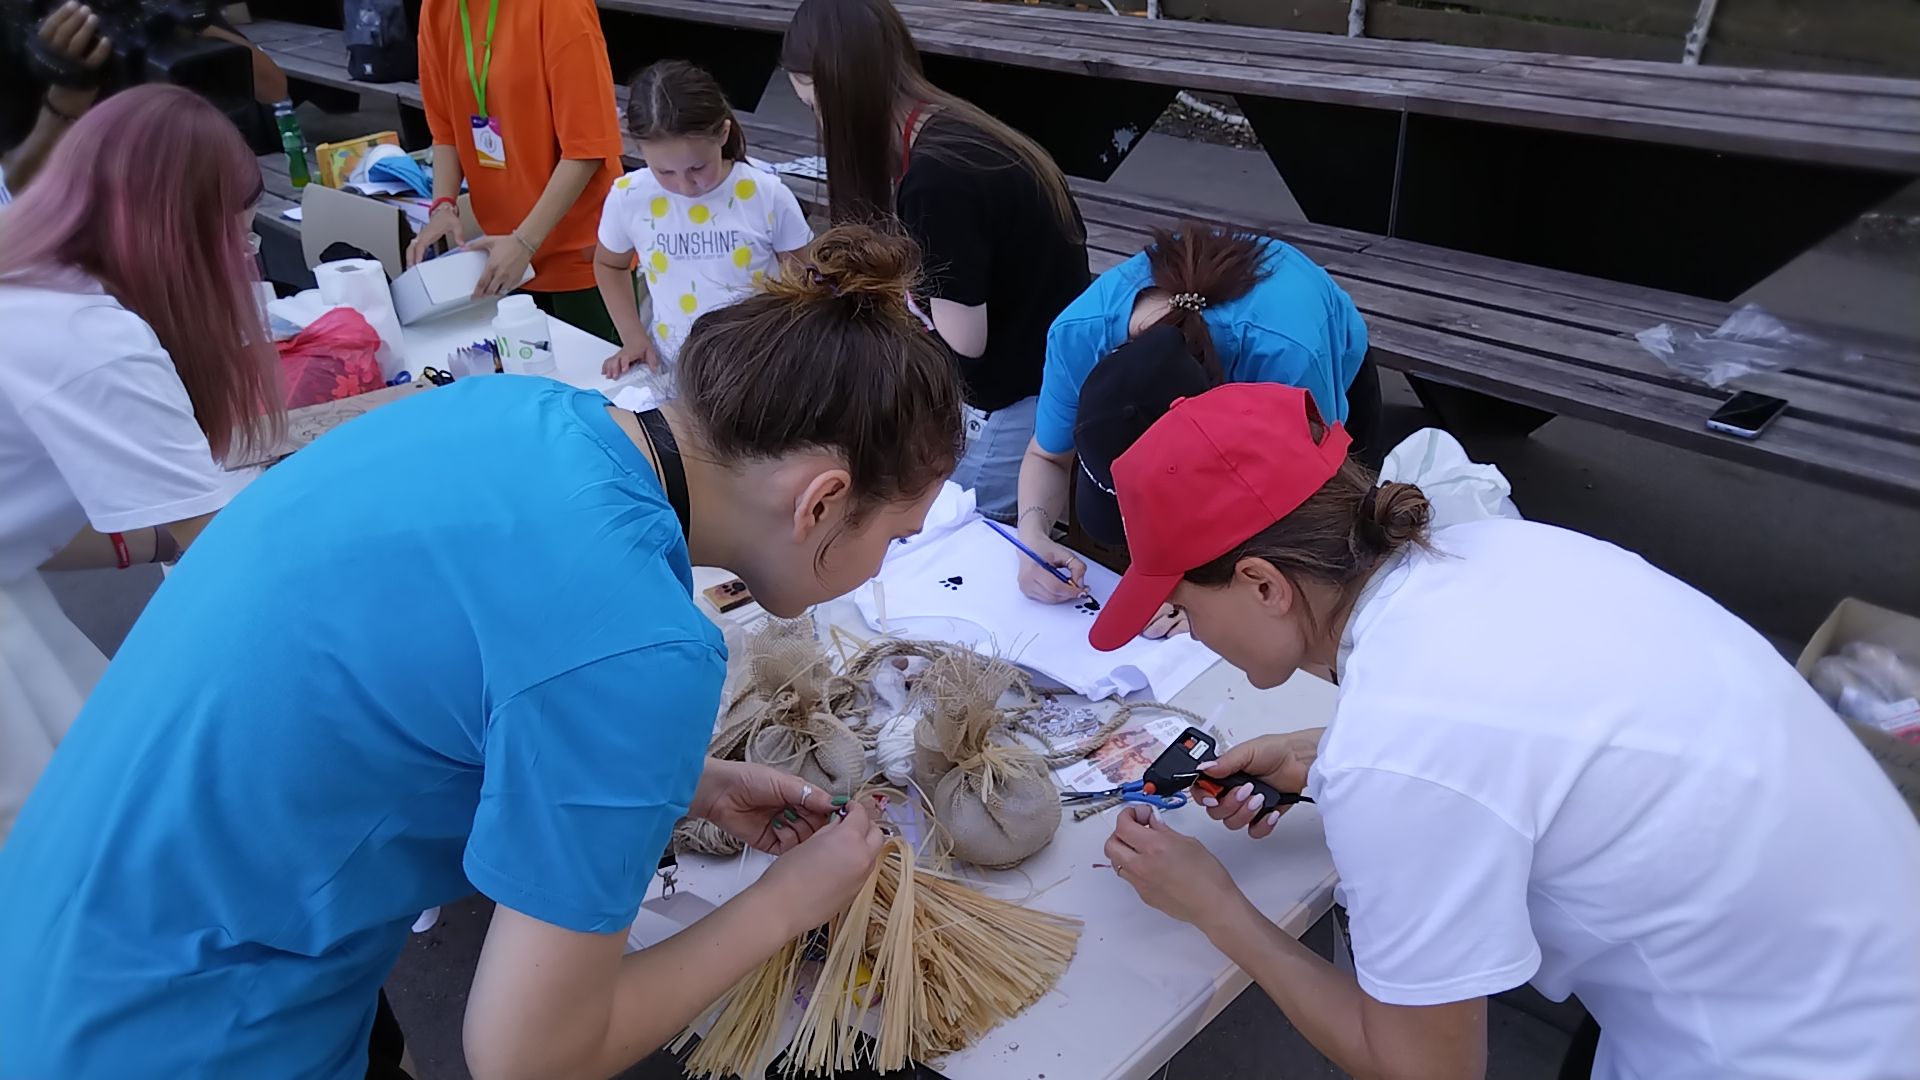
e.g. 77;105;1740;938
1141;727;1311;823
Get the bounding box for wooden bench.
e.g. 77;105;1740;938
566;0;1920;303
243;19;1920;507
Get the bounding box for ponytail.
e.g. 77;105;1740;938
1144;223;1273;385
625;60;748;162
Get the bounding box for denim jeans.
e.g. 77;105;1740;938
951;395;1038;523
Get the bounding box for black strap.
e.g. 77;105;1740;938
635;408;691;540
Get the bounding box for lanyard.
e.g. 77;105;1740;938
459;0;501;117
897;101;927;180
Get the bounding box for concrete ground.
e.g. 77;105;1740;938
43;72;1920;1080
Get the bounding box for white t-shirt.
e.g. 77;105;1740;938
596;160;811;362
0;274;237;581
1317;518;1920;1080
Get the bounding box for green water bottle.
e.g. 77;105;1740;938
274;100;310;189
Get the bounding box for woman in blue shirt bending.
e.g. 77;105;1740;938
1012;223;1376;620
0;225;965;1080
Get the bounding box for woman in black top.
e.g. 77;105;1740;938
782;0;1090;521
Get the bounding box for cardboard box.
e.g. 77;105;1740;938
1796;598;1920;677
299;185;481;282
315;131;401;189
391;249;531;325
300;184;413;279
1798;598;1920;814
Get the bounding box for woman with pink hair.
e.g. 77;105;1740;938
0;84;284;846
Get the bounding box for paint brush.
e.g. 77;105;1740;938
983;519;1088;597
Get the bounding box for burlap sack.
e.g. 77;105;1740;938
712;617;869;797
746;715;866;796
911;650;1060;867
932;741;1061;868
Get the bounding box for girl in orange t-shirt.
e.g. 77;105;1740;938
407;0;624;341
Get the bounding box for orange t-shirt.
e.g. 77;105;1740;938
418;0;624;292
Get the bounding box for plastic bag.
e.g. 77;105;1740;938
276;308;385;409
1378;428;1523;531
1809;642;1920;743
1635;303;1861;389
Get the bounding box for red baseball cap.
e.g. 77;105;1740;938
1089;383;1351;652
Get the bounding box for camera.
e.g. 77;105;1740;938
2;0;251;100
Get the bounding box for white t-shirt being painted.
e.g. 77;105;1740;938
0;273;237;581
596;160;811;362
1316;518;1920;1080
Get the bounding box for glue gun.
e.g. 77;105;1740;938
1141;727;1310;824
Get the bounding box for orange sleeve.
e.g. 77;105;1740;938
418;0;457;145
542;1;625;161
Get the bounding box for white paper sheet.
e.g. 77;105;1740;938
854;518;1218;701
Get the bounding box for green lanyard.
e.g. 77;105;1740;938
459;0;501;117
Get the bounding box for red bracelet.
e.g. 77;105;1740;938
428;196;458;217
109;531;131;570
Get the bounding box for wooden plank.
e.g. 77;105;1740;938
1367;4;1681;63
1509;48;1920;96
1330;249;1920;398
1405;80;1920;171
1334;276;1920;440
1476;61;1920;126
1359;237;1920;369
1360;317;1920;503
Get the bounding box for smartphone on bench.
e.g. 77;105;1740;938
1706;391;1788;439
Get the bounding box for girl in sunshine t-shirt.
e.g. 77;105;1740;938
594;61;813;378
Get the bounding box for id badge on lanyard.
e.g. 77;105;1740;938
462;0;506;168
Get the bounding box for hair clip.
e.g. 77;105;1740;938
1168;291;1208;312
808;266;843;297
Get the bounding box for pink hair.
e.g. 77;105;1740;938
0;85;283;462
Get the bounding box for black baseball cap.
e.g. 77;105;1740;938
1072;325;1212;547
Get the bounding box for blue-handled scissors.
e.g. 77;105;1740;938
1060;779;1189;811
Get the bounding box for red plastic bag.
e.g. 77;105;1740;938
277;308;385;408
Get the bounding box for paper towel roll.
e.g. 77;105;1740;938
314;259;406;380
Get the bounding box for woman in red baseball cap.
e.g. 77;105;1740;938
1093;382;1920;1080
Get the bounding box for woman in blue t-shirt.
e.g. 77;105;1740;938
1012;223;1376;616
0;226;967;1080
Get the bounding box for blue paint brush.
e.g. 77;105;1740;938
984;519;1088;596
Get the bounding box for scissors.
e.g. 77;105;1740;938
1060;779;1189;811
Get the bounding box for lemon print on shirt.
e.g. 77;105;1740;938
678;286;699;315
751;269;765;286
650;250;668;274
656;321;671;341
615;176;631;191
649;195;669;218
688;204;711;225
734;178;757;201
732;245;752;269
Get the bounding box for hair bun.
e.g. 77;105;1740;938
773;224;922;313
1368;482;1432;548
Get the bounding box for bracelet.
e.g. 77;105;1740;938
151;526;182;565
42;94;85;124
109;531;131;570
511;231;539;256
428;196;459;217
1018;505;1054;531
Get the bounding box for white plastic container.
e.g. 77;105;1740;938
493;295;556;376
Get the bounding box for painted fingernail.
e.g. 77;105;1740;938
1200;797;1218;808
1247;794;1265;812
830;795;850;807
1233;784;1252;803
781;809;800;824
